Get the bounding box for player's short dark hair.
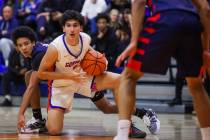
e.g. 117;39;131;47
12;26;37;45
96;13;110;23
60;10;84;26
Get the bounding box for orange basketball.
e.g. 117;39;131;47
81;50;107;76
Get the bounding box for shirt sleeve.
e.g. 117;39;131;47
31;52;45;71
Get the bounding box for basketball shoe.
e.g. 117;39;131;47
142;109;160;134
20;117;47;134
129;123;147;138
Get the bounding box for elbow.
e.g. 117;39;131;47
37;70;45;80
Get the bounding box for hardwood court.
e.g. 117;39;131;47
0;107;202;140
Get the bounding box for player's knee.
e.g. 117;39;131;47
101;107;112;114
122;68;140;82
48;127;62;136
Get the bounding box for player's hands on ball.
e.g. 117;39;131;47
69;71;88;83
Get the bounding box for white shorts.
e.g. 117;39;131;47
48;76;97;112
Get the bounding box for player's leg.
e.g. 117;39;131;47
92;91;118;114
46;86;75;135
117;68;144;140
94;70;145;139
186;77;210;140
176;10;210;140
92;92;159;135
46;109;64;135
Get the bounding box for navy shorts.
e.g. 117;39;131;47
127;10;203;77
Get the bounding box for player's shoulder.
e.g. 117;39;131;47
50;34;63;46
80;32;91;43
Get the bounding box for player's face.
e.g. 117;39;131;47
97;18;108;32
63;20;81;40
16;37;35;58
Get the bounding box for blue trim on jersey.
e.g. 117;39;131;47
49;80;66;111
62;34;83;58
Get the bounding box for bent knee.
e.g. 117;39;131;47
122;68;143;81
47;127;62;136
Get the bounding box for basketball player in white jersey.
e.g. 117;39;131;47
37;10;122;135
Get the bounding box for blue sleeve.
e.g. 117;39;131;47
31;52;45;71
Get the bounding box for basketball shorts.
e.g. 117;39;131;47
127;10;203;77
48;76;97;112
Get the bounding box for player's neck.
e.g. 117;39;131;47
66;37;79;46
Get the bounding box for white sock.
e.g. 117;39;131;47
5;95;11;101
201;127;210;140
114;120;131;140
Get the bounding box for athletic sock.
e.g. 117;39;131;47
32;108;42;120
201;127;210;140
134;108;146;119
114;120;130;140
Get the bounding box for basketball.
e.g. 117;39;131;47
81;50;107;76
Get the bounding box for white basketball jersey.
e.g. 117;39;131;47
49;32;92;88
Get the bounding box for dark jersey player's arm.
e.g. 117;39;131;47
18;52;45;118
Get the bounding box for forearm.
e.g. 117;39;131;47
18;85;34;116
38;71;74;80
130;0;146;44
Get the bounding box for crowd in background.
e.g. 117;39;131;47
0;0;209;107
0;0;133;106
0;0;133;70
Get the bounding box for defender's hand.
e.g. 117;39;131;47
115;42;137;67
17;114;25;133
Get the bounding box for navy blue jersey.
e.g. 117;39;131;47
30;43;47;71
147;0;197;14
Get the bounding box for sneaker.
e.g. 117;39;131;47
0;99;12;106
143;109;160;134
129;123;147;138
21;117;47;134
168;98;182;106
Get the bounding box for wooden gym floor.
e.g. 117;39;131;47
0;107;202;140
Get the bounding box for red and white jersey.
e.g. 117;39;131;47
49;32;92;88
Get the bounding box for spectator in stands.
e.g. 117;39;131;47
17;0;42;29
59;0;85;13
36;0;61;42
109;0;130;13
81;0;108;33
0;0;18;19
0;48;28;106
37;0;85;43
0;5;18;66
119;8;131;37
115;25;130;73
91;13;119;72
109;9;120;31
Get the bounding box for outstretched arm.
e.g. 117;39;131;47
17;71;40;131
